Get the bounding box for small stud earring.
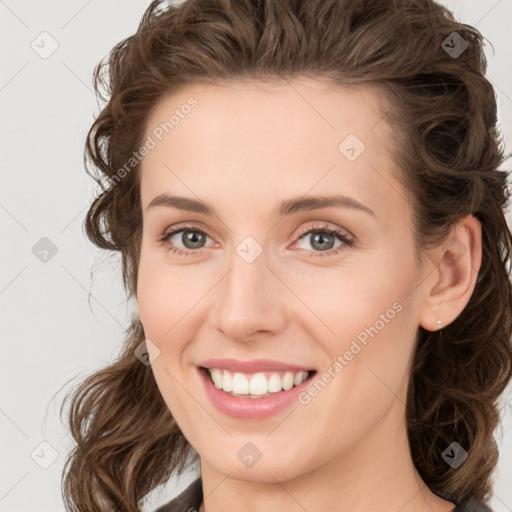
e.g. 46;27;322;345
436;318;442;329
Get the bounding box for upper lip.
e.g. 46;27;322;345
199;358;314;373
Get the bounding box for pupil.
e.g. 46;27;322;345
184;231;204;249
312;232;333;251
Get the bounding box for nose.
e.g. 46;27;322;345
209;247;287;342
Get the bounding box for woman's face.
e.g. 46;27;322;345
136;78;431;482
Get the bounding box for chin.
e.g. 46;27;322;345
202;448;309;483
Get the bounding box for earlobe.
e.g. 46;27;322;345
418;214;482;332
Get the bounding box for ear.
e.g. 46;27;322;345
418;214;482;332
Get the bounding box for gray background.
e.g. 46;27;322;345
1;1;511;511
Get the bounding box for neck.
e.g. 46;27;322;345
197;399;456;512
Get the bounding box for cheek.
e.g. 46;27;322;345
286;255;412;335
289;273;418;449
137;260;200;425
136;249;204;339
289;252;419;387
137;270;170;341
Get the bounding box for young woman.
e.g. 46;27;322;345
60;0;512;511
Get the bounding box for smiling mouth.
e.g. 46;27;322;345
200;366;317;398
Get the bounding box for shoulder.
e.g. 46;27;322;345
452;499;494;512
153;478;203;512
152;481;494;512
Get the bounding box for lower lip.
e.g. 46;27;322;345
198;367;315;420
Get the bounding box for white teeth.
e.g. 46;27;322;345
222;370;233;392
294;371;305;386
268;373;282;392
207;368;310;396
210;368;223;389
249;372;268;395
282;371;294;391
232;372;249;394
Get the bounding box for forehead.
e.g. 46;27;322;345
139;77;406;220
143;77;392;150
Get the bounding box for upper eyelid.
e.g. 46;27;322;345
296;223;353;239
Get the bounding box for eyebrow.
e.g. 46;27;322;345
146;193;375;217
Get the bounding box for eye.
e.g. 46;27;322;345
291;223;354;258
158;225;214;257
158;222;354;258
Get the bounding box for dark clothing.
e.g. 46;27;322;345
154;478;493;512
154;478;203;512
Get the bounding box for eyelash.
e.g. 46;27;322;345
158;223;354;259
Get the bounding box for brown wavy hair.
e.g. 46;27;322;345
58;0;512;510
